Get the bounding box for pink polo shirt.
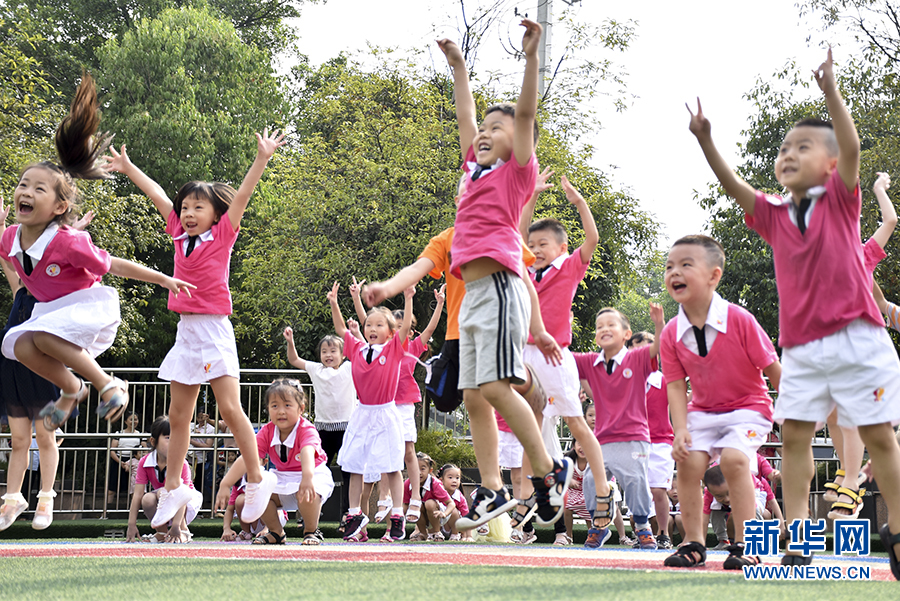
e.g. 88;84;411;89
0;225;110;302
343;331;406;406
528;250;590;346
395;336;427;405
746;169;882;347
495;411;513;433
403;474;452;505
165;209;238;315
863;237;886;274
450;147;538;279
134;451;193;491
646;371;674;445
449;488;469;515
256;418;327;471
660;302;777;421
574;345;653;444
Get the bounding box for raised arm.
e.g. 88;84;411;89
363;257;436;308
513;19;542;167
348;276;369;323
562;175;599;263
519;167;554;241
436;39;476;161
327;281;347;338
687;99;759;216
283;327;307;370
0;198;20;295
227;128;286;229
398;286;415;344
419;284;446;342
108;257;195;297
648;302;665;359
814;49;859;192
104;145;174;220
871;172;896;249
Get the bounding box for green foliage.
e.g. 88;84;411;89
615;249;678;337
414;427;478;468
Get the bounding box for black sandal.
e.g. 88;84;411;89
302;531;322;546
880;523;900;580
509;495;536;529
664;541;707;567
252;531;286;545
722;543;761;570
592;491;616;529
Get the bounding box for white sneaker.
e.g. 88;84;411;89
32;490;56;530
0;494;29;531
241;471;277;523
150;484;193;528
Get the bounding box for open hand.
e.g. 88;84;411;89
561;175;585;206
533;331;563;366
165;277;196;298
103;144;133;174
256;127;286;160
672;430;693;462
72;210;95;231
649;301;664;326
534;167;555;197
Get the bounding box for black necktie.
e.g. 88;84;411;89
366;347;375;364
535;267;550;283
606;359;615;375
185;235;198;257
279;444;288;463
471;165;487;181
156;465;167;483
22;253;34;276
796;197;812;235
693;325;708;357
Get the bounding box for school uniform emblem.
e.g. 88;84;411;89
622;368;633;379
295;453;302;462
379;356;386;365
874;387;885;402
45;264;61;277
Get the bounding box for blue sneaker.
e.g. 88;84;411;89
635;528;657;549
584;527;612;549
456;487;517;531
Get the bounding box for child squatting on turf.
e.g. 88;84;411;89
105;127;286;532
436;21;572;531
126;416;202;543
687;49;900;577
659;235;781;569
330;282;413;542
216;380;334;545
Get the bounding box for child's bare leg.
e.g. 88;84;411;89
34;426;59;492
613;506;626;539
482;380;553;476
298;492;323;533
781;419;817;556
676;451;711;544
235;496;252;534
565;508;574;539
142;491;166;538
718;449;754;544
166;505;189;542
424;499;441;533
464;388;504;490
386;471;404;516
348;473;364;510
210;376;262;484
566;416;611;526
376;477;390;501
857;422;900;561
404;442;420;501
827;409;845;484
509;467;522;500
651;488;670;536
257;500;283;541
164;383;198;491
5;417;33;494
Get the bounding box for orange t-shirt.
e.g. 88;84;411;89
418;227;535;340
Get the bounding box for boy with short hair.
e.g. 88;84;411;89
574;304;665;549
687;49;900;576
515;176;615;545
432;22;572;529
703;465;786;547
659;235;780;569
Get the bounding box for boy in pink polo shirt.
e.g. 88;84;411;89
660;235;780;570
574;303;664;549
515;175;615;541
436;24;571;531
687;49;900;576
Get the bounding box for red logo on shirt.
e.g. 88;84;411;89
622;368;633;379
874;388;885;403
204;363;211;373
45;264;61;277
295;453;302;462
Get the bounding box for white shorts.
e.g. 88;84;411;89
647;442;674;489
522;345;581;418
363;472;382;484
397;403;417;443
271;463;335;510
158;314;240;384
687;409;772;469
497;430;523;469
775;319;900;427
2;286;120;360
338;402;405;475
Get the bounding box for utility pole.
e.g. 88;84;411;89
537;0;552;97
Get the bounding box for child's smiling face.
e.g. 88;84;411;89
473;110;515;167
664;243;719;307
319;341;342;368
774;125;837;198
179;193;219;237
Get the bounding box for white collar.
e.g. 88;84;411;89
766;185;827;207
675;291;729;341
529;252;568;274
421;474;433;492
173;228;214;242
647;371;663;389
269;419;300;450
360;342;387;355
593;345;628;367
466;157;506;180
10;222;59;261
144;450;159;468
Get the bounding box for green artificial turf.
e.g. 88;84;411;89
0;558;895;601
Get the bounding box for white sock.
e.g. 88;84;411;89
635;522;651;532
392;508;403;517
348;507;361;515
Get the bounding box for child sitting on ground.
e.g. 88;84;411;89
703;465;786;547
437;464;470;541
404;452;454;542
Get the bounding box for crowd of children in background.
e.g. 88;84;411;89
0;22;899;581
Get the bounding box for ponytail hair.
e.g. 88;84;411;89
22;71;112;226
